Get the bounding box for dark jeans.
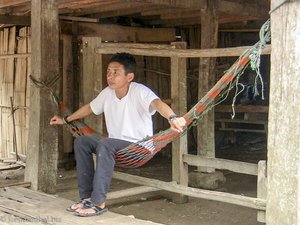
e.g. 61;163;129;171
74;136;132;205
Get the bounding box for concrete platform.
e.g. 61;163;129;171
0;186;163;225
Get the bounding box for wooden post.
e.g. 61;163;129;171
62;35;73;153
197;0;218;172
171;42;188;203
72;22;79;110
24;0;59;194
267;1;300;224
257;160;267;223
81;37;103;133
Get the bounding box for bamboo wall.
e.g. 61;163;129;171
0;26;31;159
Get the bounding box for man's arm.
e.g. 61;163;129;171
49;103;93;125
150;99;186;133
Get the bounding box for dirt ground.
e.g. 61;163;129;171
56;164;264;225
1;133;266;225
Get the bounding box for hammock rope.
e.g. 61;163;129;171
30;19;270;168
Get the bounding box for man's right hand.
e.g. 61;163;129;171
50;115;65;125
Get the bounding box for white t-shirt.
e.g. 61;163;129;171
90;82;159;142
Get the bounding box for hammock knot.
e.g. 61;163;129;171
29;75;61;105
248;19;271;101
191;117;200;127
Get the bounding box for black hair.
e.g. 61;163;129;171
109;53;136;74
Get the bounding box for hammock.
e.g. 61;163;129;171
31;20;270;169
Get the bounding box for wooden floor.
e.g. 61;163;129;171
0;186;163;225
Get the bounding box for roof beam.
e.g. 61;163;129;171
145;15;259;27
59;15;99;22
150;1;265;19
160;10;201;20
59;0;120;9
0;0;30;9
125;0;206;9
141;8;188;16
0;4;31;16
217;0;265;17
160;10;260;21
0;15;30;24
90;5;164;18
0;0;268;21
60;2;150;16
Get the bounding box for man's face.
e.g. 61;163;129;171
106;61;133;90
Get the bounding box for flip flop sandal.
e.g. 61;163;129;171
74;201;108;217
66;198;87;212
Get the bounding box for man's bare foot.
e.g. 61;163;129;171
66;198;90;212
75;202;107;216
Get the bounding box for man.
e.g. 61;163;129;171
50;53;186;217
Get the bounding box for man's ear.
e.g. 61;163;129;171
127;72;134;82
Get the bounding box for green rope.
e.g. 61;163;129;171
190;19;271;123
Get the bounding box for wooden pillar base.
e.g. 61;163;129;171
188;171;226;190
171;42;188;204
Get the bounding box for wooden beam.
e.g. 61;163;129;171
107;186;160;200
160;11;258;22
0;53;30;59
171;42;188;203
60;22;176;43
81;37;103;134
215;118;267;125
61;34;74;153
59;16;99;23
60;1;149;15
126;0;206;9
218;128;266;133
160;10;201;20
141;7;179;16
113;171;266;210
145;15;260;27
215;105;269;113
96;44;271;58
0;0;30;9
96;42;175;49
142;0;266;18
219;28;261;33
0;181;31;188
257;160;267;223
24;0;59;194
0;15;30;25
59;0;120;10
94;5;163;18
267;1;300;224
197;0;218;173
0;5;31;16
219;20;268;31
71;21;79;110
183;154;258;176
130;0;267;17
0;164;23;171
217;0;266;17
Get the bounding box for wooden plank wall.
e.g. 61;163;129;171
0;26;31;159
